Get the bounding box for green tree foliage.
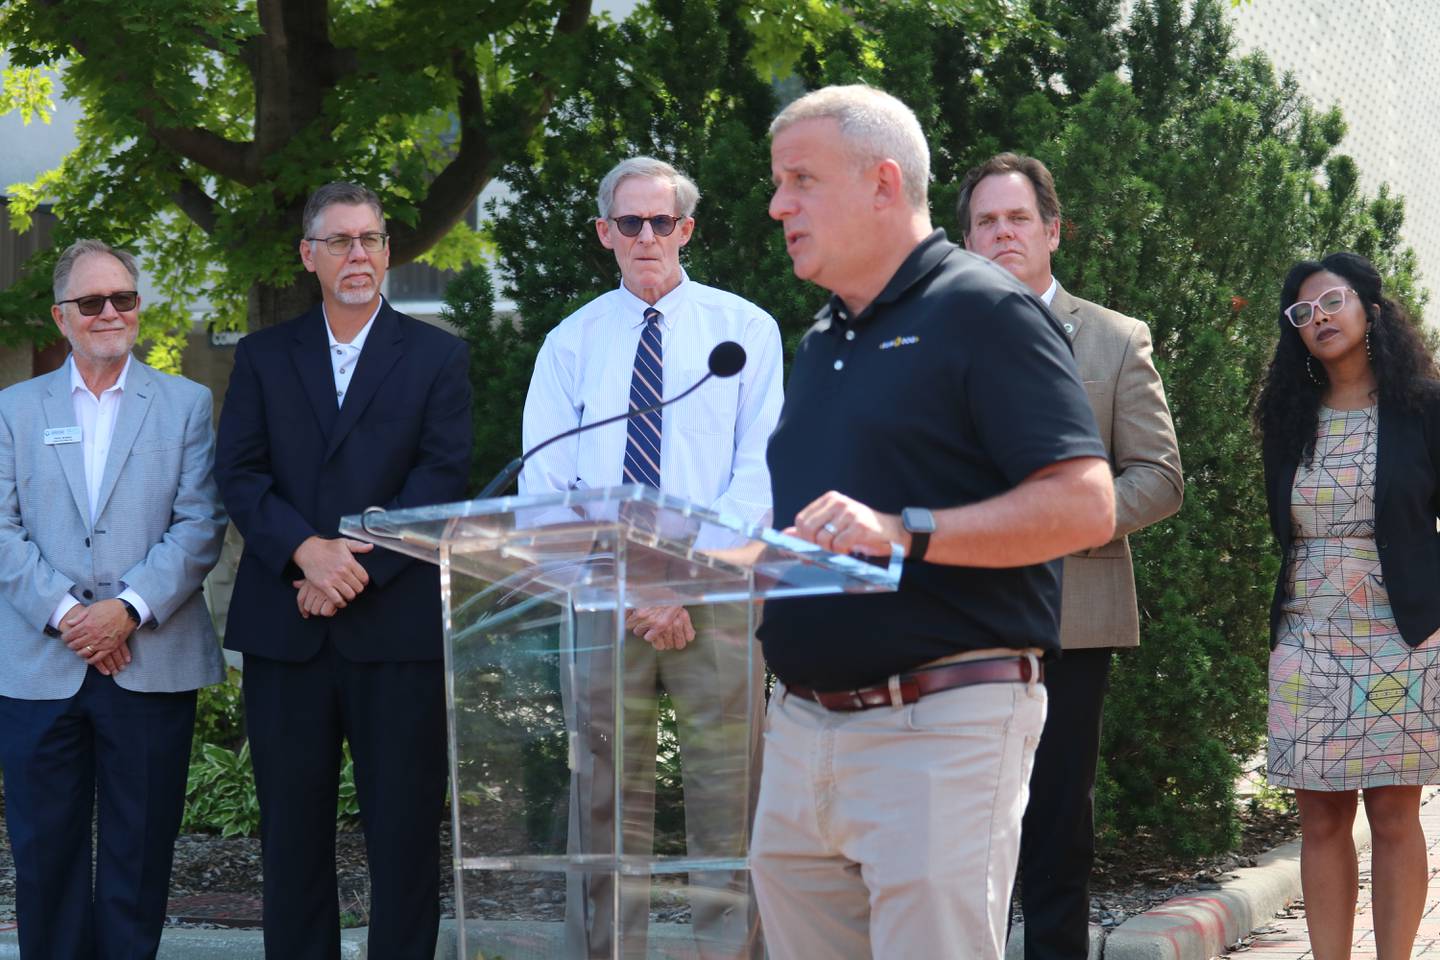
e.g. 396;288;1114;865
472;0;1046;483
473;0;1427;856
0;0;596;367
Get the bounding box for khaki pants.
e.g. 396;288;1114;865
564;603;765;959
752;674;1046;960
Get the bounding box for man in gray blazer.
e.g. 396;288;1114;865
0;239;226;959
960;154;1184;960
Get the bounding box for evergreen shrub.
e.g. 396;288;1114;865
462;0;1428;856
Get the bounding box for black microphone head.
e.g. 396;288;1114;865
708;341;746;378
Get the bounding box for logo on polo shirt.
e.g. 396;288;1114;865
878;335;920;350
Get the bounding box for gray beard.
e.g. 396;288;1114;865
333;276;376;305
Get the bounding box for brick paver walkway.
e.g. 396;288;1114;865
1230;792;1440;958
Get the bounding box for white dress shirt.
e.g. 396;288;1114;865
49;355;152;628
1041;275;1058;306
519;271;785;527
324;301;380;406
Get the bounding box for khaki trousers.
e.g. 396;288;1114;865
564;603;765;959
751;673;1046;960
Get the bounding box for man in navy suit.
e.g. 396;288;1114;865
215;182;472;960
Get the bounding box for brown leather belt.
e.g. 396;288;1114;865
786;656;1041;712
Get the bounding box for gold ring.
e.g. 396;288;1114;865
85;645;93;653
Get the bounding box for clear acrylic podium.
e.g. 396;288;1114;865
341;486;900;959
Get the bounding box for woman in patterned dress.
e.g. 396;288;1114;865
1256;252;1440;960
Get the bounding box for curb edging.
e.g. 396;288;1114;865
1102;799;1379;960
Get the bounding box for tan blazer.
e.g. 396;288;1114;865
1051;284;1183;649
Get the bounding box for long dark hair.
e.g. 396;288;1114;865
1255;251;1436;465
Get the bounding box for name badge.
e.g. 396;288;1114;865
43;426;82;446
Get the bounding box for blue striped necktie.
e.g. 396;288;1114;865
623;307;664;488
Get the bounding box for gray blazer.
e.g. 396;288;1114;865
0;358;226;698
1052;285;1184;650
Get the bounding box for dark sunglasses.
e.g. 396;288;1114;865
609;215;683;238
56;291;139;316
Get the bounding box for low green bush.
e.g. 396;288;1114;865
192;667;246;756
183;740;260;838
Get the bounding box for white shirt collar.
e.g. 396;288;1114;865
68;353;132;397
1041;276;1058;306
617;269;689;329
323;299;382;351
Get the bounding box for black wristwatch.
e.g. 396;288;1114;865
119;599;142;627
901;507;936;561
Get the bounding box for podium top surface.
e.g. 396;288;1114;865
339;485;901;608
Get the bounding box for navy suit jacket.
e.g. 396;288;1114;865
215;299;472;662
1264;383;1440;649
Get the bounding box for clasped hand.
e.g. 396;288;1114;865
627;606;695;651
62;599;136;676
292;535;374;618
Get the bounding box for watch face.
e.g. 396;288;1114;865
903;507;936;533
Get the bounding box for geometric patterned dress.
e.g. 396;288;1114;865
1268;405;1440;790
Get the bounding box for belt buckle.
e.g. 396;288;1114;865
846;690;867;710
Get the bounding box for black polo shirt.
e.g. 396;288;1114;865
759;230;1106;691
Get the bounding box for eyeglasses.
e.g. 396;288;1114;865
608;215;684;238
56;291;139;316
305;233;389;256
1285;285;1354;327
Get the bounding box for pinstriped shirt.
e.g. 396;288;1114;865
519;272;785;527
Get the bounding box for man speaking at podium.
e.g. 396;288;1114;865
755;86;1115;960
520;156;784;957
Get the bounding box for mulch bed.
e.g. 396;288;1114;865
0;791;1299;932
1078;804;1301;930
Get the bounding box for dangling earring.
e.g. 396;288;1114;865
1365;326;1373;361
1307;354;1322;385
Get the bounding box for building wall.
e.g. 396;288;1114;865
1224;2;1440;296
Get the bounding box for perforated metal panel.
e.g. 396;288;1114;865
1227;2;1440;298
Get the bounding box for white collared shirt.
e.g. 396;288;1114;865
49;355;152;628
324;301;381;406
519;271;785;527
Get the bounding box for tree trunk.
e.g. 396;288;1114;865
249;271;321;329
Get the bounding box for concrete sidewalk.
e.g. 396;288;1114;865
1222;788;1440;959
0;920;726;959
8;792;1435;959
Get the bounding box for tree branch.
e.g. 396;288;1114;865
138;109;260;186
187;24;226;56
389;0;592;264
30;0;260;186
171;173;219;234
237;35;261;82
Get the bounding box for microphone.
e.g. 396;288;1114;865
475;341;748;499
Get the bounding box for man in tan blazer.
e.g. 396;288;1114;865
960;153;1184;960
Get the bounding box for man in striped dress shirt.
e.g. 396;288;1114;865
520;156;784;958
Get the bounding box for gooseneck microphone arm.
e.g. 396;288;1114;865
474;340;748;499
477;374;713;498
